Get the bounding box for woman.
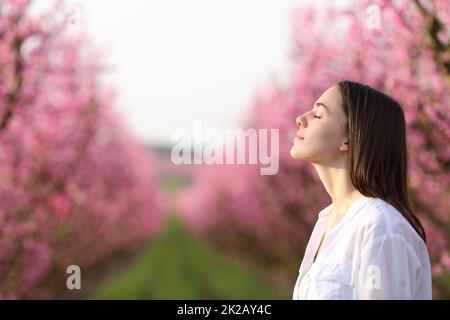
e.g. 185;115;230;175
290;80;432;300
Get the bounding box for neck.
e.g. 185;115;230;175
312;161;363;217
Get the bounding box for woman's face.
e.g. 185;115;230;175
290;85;349;164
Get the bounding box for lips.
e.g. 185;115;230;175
291;129;304;142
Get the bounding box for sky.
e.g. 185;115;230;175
37;0;350;146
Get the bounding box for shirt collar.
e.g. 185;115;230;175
318;195;373;220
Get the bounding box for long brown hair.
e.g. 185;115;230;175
337;80;426;243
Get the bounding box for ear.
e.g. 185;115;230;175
340;141;349;152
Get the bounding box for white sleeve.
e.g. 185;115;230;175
356;233;422;299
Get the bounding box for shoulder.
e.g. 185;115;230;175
357;198;404;229
355;197;427;252
354;197;432;286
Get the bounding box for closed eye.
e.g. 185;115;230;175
314;115;321;119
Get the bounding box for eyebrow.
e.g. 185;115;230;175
315;102;329;112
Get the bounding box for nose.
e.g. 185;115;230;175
296;113;307;128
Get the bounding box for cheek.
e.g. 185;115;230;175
312;124;343;147
310;118;334;134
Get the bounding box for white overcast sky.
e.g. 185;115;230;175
37;0;350;145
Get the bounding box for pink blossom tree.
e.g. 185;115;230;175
177;0;450;297
0;0;164;298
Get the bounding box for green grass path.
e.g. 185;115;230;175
90;214;282;299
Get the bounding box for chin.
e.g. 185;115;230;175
290;147;302;160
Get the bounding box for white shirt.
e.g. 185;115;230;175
292;195;432;300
